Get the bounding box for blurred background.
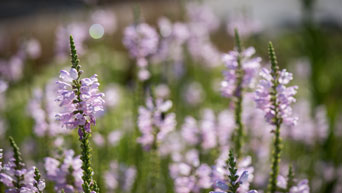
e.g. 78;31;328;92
0;0;341;193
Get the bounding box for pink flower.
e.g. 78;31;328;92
254;67;298;127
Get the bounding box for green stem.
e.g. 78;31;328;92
268;123;282;193
149;149;160;192
80;126;94;193
233;29;244;158
267;42;283;193
69;36;99;193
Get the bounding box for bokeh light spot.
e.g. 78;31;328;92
89;24;104;39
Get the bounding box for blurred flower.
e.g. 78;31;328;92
154;84;170;99
137;96;176;150
226;14;261;37
91;9;117;35
221;47;261;98
108;130;122;146
183;82;205;106
55;23;88;60
277;175;310;193
24;38;42;59
254;68;298;127
93;132;105;147
104;161;136;192
169;149;211;193
153;17;189;79
44;149;83;193
284;101;328;145
0;51;25;82
28;79;68;137
104;84;121;109
181;109;234;150
186;2;219;33
123;23;159;81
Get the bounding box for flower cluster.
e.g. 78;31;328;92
44;150;83;193
137;96;176;150
212;150;255;193
0;139;46;193
277;175;310;193
28;79;67;137
123;23;159;81
254;67;298;126
55;68;105;136
169;149;212;193
104;161;136;192
221;47;261;98
181;109;234;150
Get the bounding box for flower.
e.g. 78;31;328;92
28;79;67;137
169;150;211;193
181;109;234;150
103;161;136;192
55;68;105;137
254;67;298;127
123;23;159;81
0;156;45;192
277;175;310;193
137;96;176;150
221;47;261;98
91;9;117;35
44;150;83;193
0;149;2;170
212;149;255;193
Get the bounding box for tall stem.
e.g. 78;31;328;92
69;36;99;193
268;123;282;193
233;29;244;158
267;42;282;193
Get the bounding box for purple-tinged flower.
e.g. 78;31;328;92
0;51;25;82
283;101;328;144
23;38;42;59
28;79;69;137
226;14;262;38
91;9;117;35
0;149;2;170
137;96;176;150
55;68;105;137
108;130;122;146
44;150;83;193
93;132;105;147
181;109;234;150
221;47;261;98
254;67;298;127
186;2;219;33
277;175;310;193
169;150;211;193
123;23;159;81
152;17;189;78
0;154;45;192
104;84;121;109
183;82;205;106
55;23;88;60
212;149;254;192
104;161;136;192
